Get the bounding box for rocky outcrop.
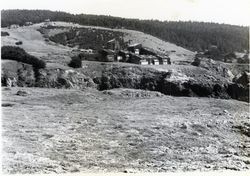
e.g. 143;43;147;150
2;60;248;102
192;57;234;81
35;68;96;89
227;83;249;102
1;60;35;87
93;65;248;102
1;60;96;90
233;71;250;87
229;71;250;102
103;88;164;98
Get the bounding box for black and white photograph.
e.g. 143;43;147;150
1;0;249;175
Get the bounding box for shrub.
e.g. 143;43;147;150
68;56;82;68
1;46;46;69
191;57;201;66
15;41;23;45
1;31;9;36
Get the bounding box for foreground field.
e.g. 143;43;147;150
2;87;250;174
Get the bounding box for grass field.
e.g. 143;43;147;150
2;87;250;173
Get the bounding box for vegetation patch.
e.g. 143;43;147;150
1;46;46;69
1;31;9;36
50;28;126;50
2;103;14;107
68;56;82;68
15;41;23;45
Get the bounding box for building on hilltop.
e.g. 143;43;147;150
98;49;116;62
157;55;171;65
127;43;142;55
24;22;33;26
106;38;121;51
97;42;171;65
117;50;130;62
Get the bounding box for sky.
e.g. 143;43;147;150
1;0;250;26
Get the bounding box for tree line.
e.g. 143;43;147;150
1;9;249;54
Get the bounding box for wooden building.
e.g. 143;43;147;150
127;43;142;54
152;58;159;65
117;50;130;62
98;49;115;62
139;59;148;65
157;55;171;65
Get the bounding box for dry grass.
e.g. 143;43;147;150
2;87;250;174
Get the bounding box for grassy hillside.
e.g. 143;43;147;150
1;21;194;65
2;87;250;173
1;9;249;54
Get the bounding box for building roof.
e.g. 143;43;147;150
100;49;115;55
128;43;141;48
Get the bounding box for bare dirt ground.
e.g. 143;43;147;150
2;87;250;174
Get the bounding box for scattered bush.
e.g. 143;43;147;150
15;41;23;45
50;28;126;50
1;46;46;69
1;31;9;36
68;56;82;68
2;103;14;107
191;57;201;66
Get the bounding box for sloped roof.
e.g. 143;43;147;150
128;43;141;47
107;38;116;43
101;49;115;55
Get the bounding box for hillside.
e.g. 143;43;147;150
1;11;250;174
1;21;249;101
1;9;249;54
1;21;195;65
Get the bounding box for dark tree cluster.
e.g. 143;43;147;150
1;46;46;69
1;31;9;36
68;56;82;68
1;9;249;54
49;28;126;50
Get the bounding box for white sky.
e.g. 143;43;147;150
1;0;250;26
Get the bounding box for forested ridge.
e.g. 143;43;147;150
1;9;249;54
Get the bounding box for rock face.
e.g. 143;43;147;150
103;88;164;98
229;71;250;102
35;68;96;89
234;71;250;87
93;65;248;102
1;60;35;87
1;60;248;102
192;57;234;81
